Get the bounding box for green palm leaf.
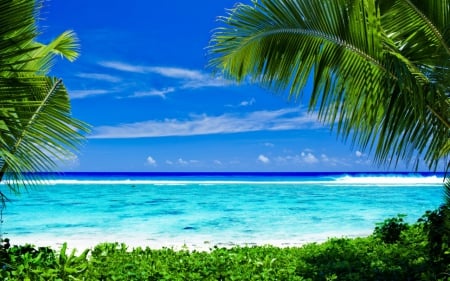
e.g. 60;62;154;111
0;77;89;200
0;0;42;75
0;0;90;204
27;30;80;75
209;0;449;175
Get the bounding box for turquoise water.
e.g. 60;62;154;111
0;172;445;249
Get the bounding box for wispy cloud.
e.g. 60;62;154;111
52;153;80;170
181;76;230;89
100;61;203;79
128;87;175;99
99;61;232;93
165;158;199;166
70;89;111;99
66;61;234;101
355;150;371;165
99;61;147;73
240;98;256;107
90;108;322;139
75;73;122;83
275;150;351;168
148;66;204;80
226;98;256;108
301;152;319;164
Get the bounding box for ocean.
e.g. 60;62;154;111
0;172;445;250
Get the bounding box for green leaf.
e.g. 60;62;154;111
0;0;90;201
209;0;449;176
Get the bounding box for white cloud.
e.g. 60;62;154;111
355;151;371;165
129;87;175;99
258;154;270;164
90;108;323;139
101;61;201;80
53;153;80;170
70;89;111;99
301;152;319;164
320;154;339;166
99;61;232;91
213;160;223;165
320;154;329;162
264;142;275;147
146;156;157;166
148;66;204;80
181;75;230;89
226;98;256;108
239;98;256;107
76;73;122;83
175;158;199;165
75;62;230;100
99;61;148;73
275;151;348;167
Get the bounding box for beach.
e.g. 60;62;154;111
9;234;329;253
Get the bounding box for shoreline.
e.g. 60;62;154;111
7;238;328;253
7;231;372;252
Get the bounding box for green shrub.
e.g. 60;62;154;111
419;205;450;279
373;214;409;243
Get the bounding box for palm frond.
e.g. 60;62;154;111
379;0;450;175
380;0;450;120
0;77;90;193
28;30;80;75
0;0;90;202
209;0;449;174
0;0;41;75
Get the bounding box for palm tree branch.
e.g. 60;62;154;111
0;77;89;194
245;27;388;73
401;0;450;56
28;31;80;75
0;0;39;75
209;0;449;173
10;79;63;154
427;104;450;130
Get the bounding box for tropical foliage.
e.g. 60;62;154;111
0;0;89;203
208;0;450;193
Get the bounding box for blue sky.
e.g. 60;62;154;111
38;0;424;172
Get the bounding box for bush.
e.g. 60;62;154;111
373;214;409;243
419;205;450;278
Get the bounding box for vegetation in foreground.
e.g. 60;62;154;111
0;207;448;281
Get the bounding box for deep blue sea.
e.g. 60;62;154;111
0;172;445;250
